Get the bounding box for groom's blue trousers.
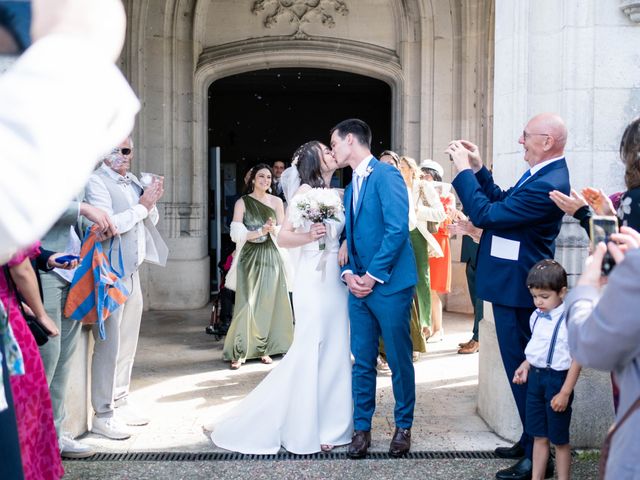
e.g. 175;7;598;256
349;285;415;431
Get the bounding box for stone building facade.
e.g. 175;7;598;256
121;0;495;310
66;0;640;445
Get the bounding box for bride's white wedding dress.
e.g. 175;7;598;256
211;195;353;454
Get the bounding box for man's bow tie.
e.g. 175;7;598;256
117;177;132;186
536;310;552;320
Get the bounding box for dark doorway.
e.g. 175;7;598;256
207;68;392;295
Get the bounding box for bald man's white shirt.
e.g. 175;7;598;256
0;35;140;263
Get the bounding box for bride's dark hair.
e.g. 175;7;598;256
293;141;325;188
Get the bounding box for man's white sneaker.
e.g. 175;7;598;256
59;433;95;458
91;416;131;440
116;404;150;426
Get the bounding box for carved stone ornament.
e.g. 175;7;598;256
620;0;640;22
252;0;349;39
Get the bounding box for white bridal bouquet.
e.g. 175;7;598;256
289;188;344;250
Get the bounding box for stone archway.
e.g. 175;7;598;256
193;36;406;220
197;45;400;288
121;0;493;310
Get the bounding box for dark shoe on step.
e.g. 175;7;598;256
347;430;371;459
389;427;411;458
495;457;532;480
494;441;525;459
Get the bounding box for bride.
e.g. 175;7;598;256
210;140;353;454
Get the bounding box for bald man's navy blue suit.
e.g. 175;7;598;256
452;159;570;459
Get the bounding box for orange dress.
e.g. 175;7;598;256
428;194;454;293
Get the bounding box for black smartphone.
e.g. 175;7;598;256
589;215;618;275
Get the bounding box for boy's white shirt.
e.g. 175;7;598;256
525;302;572;371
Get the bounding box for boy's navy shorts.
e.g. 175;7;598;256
525;366;573;445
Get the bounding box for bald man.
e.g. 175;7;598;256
446;113;570;480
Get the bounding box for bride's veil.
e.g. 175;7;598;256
280;164;301;204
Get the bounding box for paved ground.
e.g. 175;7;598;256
62;457;600;480
64;307;599;479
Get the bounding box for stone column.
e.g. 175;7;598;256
128;0;210;311
479;0;640;447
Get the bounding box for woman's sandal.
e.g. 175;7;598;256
422;326;432;341
260;356;273;364
230;361;241;370
320;444;334;452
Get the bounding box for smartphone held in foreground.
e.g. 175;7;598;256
589;215;618;276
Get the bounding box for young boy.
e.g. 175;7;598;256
513;259;581;480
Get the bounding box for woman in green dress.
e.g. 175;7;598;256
223;164;293;369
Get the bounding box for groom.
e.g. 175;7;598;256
330;119;417;458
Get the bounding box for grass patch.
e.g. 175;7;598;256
575;450;600;461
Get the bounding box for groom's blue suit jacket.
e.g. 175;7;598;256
452;160;570;308
342;158;417;295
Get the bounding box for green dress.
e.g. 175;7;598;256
223;195;294;362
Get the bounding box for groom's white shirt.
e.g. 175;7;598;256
342;154;383;284
351;154;373;211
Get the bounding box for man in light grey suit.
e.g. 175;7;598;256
39;198;116;456
84;136;168;440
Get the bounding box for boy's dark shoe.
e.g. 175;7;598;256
495;457;554;480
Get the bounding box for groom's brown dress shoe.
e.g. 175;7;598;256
347;430;371;459
389;427;411;457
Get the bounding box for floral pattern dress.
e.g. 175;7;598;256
617;187;640;230
0;244;64;480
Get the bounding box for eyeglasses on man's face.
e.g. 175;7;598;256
522;131;551;141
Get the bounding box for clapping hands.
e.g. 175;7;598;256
139;177;164;211
581;187;615;215
262;217;276;235
549;189;588;216
445;140;483;173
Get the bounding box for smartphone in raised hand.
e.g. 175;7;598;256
589;215;618;276
55;254;80;264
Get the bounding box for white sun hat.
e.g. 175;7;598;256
419;159;444;178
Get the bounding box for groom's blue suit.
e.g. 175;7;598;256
343;157;417;431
